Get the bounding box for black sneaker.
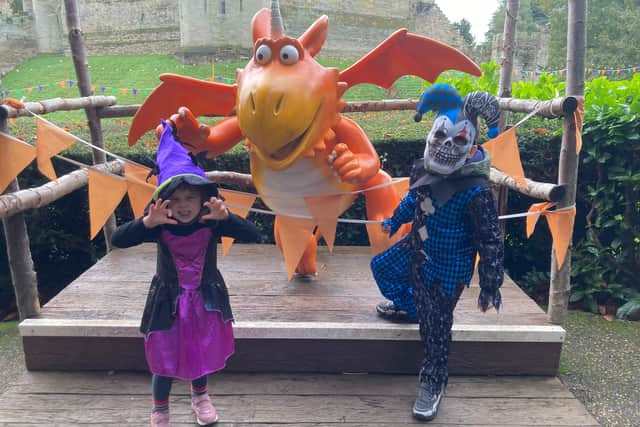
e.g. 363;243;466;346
375;300;417;323
412;381;443;421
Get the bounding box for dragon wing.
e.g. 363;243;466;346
128;74;237;146
339;29;481;89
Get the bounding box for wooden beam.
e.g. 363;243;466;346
0;86;40;320
96;96;580;119
0;96;117;118
490;169;565;202
548;0;586;325
0;164;563;218
0;161;124;219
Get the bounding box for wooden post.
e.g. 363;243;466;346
64;0;116;250
495;0;520;235
498;0;519;131
548;0;586;325
0;82;41;320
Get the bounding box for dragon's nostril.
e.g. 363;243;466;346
274;94;284;115
250;92;256;113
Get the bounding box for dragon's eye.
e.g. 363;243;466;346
279;45;299;65
255;45;272;64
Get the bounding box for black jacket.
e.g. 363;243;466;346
111;214;259;334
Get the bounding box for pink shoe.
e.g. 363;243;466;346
191;394;218;425
150;409;170;427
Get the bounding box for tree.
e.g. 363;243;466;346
486;0;640;72
453;18;476;47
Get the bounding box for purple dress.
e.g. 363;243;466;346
144;228;234;380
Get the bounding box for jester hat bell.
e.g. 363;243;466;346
152;120;219;201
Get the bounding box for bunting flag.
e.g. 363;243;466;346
218;189;257;256
123;163;157;218
35;118;76;181
526;202;576;268
547;207;576;267
393;177;410;199
0;133;36;193
275;215;315;280
482;127;528;188
304;194;346;252
88;169;128;239
124;162;158;186
125;177;156;218
574;99;584;155
526;201;555;238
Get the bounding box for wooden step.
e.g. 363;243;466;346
0;371;598;426
19;244;564;375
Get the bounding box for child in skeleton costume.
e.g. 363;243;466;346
112;121;259;427
370;84;504;421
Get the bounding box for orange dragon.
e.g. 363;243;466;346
128;1;481;277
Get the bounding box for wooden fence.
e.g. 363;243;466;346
0;0;586;325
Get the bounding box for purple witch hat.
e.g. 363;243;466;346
152;120;219;201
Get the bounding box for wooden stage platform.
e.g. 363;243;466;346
19;244;565;375
0;371;599;426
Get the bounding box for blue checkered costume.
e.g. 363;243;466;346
371;151;503;393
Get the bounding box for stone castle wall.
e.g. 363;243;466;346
1;0;467;70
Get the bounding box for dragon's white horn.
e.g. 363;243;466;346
270;0;284;38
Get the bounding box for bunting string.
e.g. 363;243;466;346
24;110;149;170
221;199;574;224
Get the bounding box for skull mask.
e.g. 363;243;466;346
424;114;476;175
414;84;501;176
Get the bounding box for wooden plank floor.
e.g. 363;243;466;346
19;244;565;374
27;243;555;326
0;371;599;426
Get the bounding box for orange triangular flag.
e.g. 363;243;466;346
547;207;576;268
0;133;36;193
218;189;257;255
304;194;345;252
526;202;555;238
483;127;528;188
393;177;410;199
125;177;156;218
88;169;127;239
276;215;315;280
35;118;77;181
124;162;158;186
574;110;583;155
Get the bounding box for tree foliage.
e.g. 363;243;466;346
485;0;640;71
453;18;476;47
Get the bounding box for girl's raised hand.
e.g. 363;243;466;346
143;199;178;228
201;197;229;221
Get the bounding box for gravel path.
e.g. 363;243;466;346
1;312;639;426
559;311;640;427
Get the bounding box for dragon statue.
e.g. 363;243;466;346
128;0;481;277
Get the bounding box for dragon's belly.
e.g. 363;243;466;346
252;156;357;218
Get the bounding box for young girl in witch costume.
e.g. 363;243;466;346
112;121;259;427
370;84;504;422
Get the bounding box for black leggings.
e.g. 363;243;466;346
152;375;208;402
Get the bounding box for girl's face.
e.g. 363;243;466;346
168;187;203;224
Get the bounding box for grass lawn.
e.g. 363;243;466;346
2;54;432;156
